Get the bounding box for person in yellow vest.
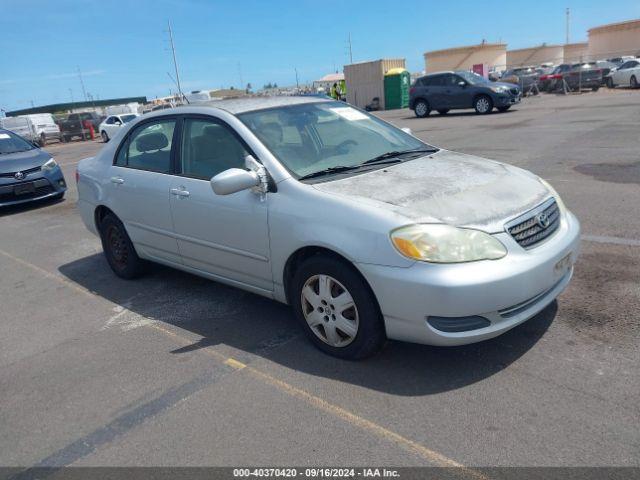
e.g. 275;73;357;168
330;83;340;100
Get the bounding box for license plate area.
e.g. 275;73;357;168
554;252;572;275
14;183;36;196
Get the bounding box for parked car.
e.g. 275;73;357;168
58;112;103;142
538;64;572;92
563;63;603;91
605;58;640;88
0;114;62;146
500;67;540;95
593;60;618;85
410;71;520;117
607;56;636;68
0;128;66;207
99;113;139;142
77;97;580;359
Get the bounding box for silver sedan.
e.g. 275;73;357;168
77;97;580;359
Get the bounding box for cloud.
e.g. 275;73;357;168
45;69;106;80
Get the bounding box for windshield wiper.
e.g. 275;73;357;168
360;148;438;165
298;165;362;180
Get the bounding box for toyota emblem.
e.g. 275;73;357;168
536;212;550;229
14;171;25;180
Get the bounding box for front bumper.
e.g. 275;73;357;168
495;93;521;106
357;210;581;346
0;167;67;207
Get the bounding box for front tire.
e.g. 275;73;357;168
606;77;614;88
591;86;600;92
497;106;511;112
101;131;109;142
291;256;386;360
99;213;146;279
437;109;449;115
39;133;47;147
474;95;493;114
631;76;638;89
414;100;431;118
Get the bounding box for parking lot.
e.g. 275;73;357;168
1;90;638;472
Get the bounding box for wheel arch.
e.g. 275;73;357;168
94;204;116;233
410;96;429;110
282;245;377;308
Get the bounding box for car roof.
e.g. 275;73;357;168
192;95;333;115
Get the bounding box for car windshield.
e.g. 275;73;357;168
121;114;137;123
238;101;434;179
456;71;489;85
0;130;35;155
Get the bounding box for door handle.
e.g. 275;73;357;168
110;177;124;185
170;187;190;198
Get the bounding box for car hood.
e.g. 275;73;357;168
493;81;519;89
312;150;551;233
0;148;50;173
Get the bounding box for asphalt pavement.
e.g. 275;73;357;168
0;90;638;473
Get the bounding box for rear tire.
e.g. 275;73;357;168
591;86;600;92
99;213;146;279
606;77;614;88
39;133;47;147
474;95;493;114
414;100;431;118
497;106;511;112
631;76;638;89
291;255;386;360
437;109;449;115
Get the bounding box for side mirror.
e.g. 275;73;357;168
114;120;122;126
458;81;467;88
210;168;260;195
401;127;413;136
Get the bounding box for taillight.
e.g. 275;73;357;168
75;169;79;184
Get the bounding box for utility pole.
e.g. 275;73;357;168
565;8;570;44
77;66;87;101
238;62;244;90
167;20;184;101
348;33;353;64
295;68;299;89
69;88;74;104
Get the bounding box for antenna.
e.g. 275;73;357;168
348;33;353;64
167;20;185;102
238;62;244;89
565;8;570;44
77;66;88;101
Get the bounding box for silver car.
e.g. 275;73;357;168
77;97;580;359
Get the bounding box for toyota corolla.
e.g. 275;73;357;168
77;97;580;359
0;128;66;207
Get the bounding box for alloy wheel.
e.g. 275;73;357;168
300;274;359;347
415;102;427;117
476;97;490;113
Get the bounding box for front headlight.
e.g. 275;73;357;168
538;177;566;212
390;224;507;263
41;158;58;171
491;85;509;93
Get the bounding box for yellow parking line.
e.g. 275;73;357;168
1;248;487;479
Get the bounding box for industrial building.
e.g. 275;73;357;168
587;18;640;60
423;42;507;74
563;42;589;63
506;44;564;68
6;97;147;117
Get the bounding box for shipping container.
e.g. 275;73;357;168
344;59;406;110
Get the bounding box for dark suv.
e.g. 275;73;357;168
409;71;520;117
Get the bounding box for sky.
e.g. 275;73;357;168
1;0;639;112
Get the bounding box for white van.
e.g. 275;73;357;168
0;114;62;146
105;103;140;116
184;91;211;103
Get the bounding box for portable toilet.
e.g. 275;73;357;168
383;68;410;110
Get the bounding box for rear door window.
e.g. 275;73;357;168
116;119;176;173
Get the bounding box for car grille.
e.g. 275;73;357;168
509;88;519;96
0;181;54;203
0;165;42;179
507;199;560;249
